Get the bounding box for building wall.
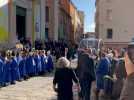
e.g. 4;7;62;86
77;11;84;42
45;0;55;40
0;0;46;47
78;11;84;32
95;0;99;38
74;10;81;43
53;0;59;40
0;0;9;44
59;0;70;15
0;0;84;47
8;0;33;46
43;0;59;41
96;0;134;48
85;32;96;38
69;2;76;42
69;3;84;43
58;0;71;41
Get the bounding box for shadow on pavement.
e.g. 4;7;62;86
41;73;54;78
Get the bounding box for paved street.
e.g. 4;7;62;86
0;74;57;100
0;73;117;100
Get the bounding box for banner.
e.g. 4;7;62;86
0;0;8;43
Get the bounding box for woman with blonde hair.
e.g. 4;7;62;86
53;57;80;100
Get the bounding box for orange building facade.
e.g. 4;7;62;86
44;0;84;43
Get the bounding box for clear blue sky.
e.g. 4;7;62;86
71;0;96;32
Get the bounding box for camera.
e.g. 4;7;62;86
128;38;134;64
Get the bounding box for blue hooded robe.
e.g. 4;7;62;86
19;58;27;78
16;56;22;66
0;57;4;85
96;57;110;90
46;55;53;72
10;58;21;82
3;60;12;84
41;55;47;73
34;55;42;74
26;56;36;76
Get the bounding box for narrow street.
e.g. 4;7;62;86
0;74;57;100
0;73;115;100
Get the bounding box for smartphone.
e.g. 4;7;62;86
127;44;134;64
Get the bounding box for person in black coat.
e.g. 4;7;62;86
53;57;79;100
77;48;95;100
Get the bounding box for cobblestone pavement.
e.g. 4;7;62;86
0;74;116;100
0;74;57;100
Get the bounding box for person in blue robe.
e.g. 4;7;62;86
16;52;22;66
95;52;110;99
25;54;31;76
25;52;36;76
39;50;47;74
10;51;21;84
0;58;4;86
34;51;42;75
46;50;54;72
0;50;6;87
19;51;28;80
2;51;12;86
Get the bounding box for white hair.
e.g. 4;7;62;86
56;57;70;68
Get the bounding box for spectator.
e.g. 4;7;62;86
120;53;134;100
77;48;95;100
53;57;79;100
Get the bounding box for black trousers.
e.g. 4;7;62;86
58;91;73;100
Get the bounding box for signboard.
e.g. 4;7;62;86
0;0;8;43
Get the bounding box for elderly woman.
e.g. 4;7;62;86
53;57;79;100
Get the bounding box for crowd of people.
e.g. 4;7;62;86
19;39;77;61
1;38;133;100
0;49;54;87
53;47;133;100
35;40;68;58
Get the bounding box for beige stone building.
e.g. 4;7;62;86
78;11;84;33
77;11;84;42
74;10;83;43
85;32;96;38
0;0;84;48
69;2;84;43
95;0;134;48
45;0;54;40
0;0;46;47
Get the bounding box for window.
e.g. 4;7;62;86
45;28;49;40
107;28;113;39
106;9;112;21
45;6;49;22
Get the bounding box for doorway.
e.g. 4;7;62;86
16;6;26;40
